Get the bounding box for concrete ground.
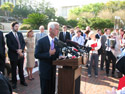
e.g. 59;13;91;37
12;65;119;94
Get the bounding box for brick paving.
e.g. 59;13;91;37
12;65;119;94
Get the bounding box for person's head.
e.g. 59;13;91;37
106;29;111;35
76;30;81;37
27;29;34;37
86;26;91;31
70;28;74;34
62;25;67;32
11;21;19;32
104;28;107;34
75;26;80;31
48;22;59;38
39;25;44;33
119;28;124;36
88;31;96;40
97;29;102;35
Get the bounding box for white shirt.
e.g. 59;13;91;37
86;39;101;54
48;34;55;45
12;31;19;39
72;35;84;45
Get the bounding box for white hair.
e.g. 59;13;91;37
88;31;94;37
39;25;44;30
48;22;59;31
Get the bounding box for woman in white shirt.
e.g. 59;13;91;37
86;31;101;77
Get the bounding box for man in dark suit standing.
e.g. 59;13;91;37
6;21;27;89
59;25;71;43
0;31;5;74
35;22;60;94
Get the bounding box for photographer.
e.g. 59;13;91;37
105;29;119;77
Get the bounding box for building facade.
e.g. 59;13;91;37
0;0;17;6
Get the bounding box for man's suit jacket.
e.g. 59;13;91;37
35;36;59;80
35;32;47;45
0;73;12;94
95;34;100;39
0;31;5;60
6;32;25;61
59;31;71;42
101;35;107;50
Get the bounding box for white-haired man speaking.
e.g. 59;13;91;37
35;22;60;94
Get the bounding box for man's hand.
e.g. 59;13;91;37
17;49;22;54
49;48;56;56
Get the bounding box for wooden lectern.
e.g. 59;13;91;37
53;57;82;94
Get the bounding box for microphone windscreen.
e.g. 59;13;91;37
66;39;79;49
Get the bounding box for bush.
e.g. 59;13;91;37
67;20;78;28
89;18;114;29
19;24;32;30
23;13;49;29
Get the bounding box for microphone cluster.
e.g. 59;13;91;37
54;39;92;58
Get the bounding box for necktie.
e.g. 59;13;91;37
15;33;21;49
51;39;54;50
64;32;66;41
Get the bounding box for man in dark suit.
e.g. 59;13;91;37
0;31;5;74
59;25;71;43
35;22;60;94
6;21;27;89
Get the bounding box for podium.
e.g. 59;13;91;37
53;57;82;94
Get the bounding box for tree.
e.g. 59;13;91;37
67;20;78;28
23;13;49;29
0;2;14;17
56;16;68;26
89;18;114;29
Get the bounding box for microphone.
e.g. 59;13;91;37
66;39;79;49
54;40;67;48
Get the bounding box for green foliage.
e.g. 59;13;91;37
77;17;114;29
89;18;114;29
19;24;32;30
12;5;35;18
69;3;104;17
56;16;68;26
67;20;78;27
0;2;14;17
77;17;90;29
23;13;49;29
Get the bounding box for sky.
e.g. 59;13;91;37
47;0;113;8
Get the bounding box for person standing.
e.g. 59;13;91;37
100;28;108;70
86;31;101;77
59;25;70;43
105;29;116;77
0;31;5;74
6;21;27;89
25;30;35;80
35;22;60;94
35;25;47;45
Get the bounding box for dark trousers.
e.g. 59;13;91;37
100;51;106;70
105;51;116;75
88;53;99;75
0;58;5;74
40;66;56;94
10;57;25;84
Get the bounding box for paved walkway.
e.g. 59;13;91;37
13;65;119;94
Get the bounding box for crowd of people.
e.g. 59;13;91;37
0;21;125;94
